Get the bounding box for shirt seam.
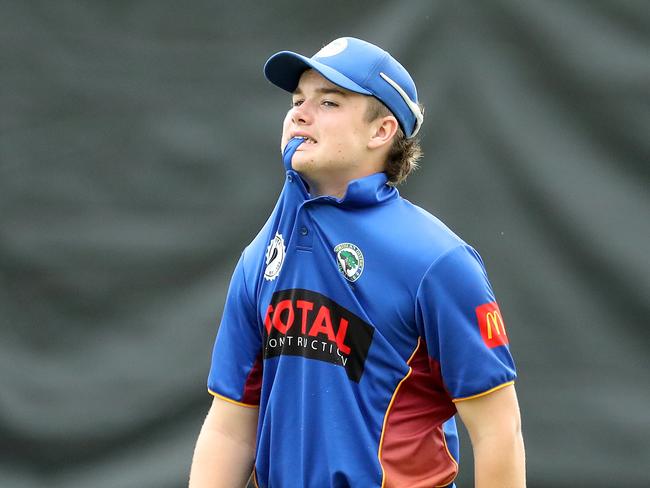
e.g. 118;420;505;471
451;380;516;403
414;244;468;302
208;388;260;409
239;248;257;315
412;244;473;400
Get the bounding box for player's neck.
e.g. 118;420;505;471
307;179;348;199
305;157;387;199
305;171;381;199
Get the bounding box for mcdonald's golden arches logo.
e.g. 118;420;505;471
475;302;509;349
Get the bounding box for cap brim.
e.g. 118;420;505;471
264;51;372;96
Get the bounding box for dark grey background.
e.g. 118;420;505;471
1;1;649;487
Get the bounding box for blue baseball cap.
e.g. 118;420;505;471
264;37;423;138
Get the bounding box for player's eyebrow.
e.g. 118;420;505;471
293;87;348;97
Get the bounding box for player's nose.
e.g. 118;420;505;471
291;102;313;125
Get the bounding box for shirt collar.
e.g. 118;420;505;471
287;170;398;208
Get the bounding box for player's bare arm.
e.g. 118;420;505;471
456;384;526;488
189;396;258;488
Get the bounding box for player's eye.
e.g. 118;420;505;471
322;100;339;107
291;99;304;108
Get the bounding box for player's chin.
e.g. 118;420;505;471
290;155;316;172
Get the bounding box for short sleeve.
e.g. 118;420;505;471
415;245;516;401
207;250;263;407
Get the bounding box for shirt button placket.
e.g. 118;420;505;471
296;206;314;250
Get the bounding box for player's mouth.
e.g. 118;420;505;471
292;132;317;145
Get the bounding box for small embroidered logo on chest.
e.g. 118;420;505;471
334;243;364;282
264;232;286;281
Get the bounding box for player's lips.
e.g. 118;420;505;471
291;131;317;145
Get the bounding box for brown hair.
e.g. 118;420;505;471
364;97;423;185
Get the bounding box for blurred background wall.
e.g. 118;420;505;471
1;1;648;486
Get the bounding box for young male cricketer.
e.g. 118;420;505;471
189;37;526;488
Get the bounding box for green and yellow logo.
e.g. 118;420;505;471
334;243;364;282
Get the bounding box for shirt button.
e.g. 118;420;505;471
287;175;293;182
300;226;308;236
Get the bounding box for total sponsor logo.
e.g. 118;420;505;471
263;288;374;382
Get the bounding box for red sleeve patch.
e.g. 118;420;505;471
475;302;509;349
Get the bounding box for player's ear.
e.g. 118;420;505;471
367;115;398;150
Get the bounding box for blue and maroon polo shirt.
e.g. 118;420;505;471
208;139;516;487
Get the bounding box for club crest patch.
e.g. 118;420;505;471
334;243;364;282
264;232;286;281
